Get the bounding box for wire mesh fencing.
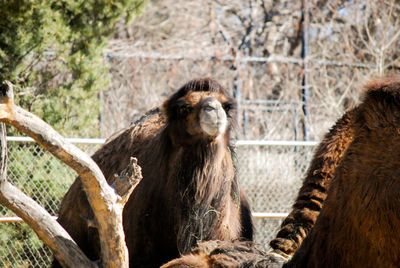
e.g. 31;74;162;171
0;139;316;267
0;140;101;268
235;143;314;249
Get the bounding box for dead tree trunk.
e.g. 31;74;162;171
0;81;142;267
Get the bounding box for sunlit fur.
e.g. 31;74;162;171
285;76;400;267
52;78;253;268
270;105;359;256
162;240;287;268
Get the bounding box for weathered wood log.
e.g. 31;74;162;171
0;81;142;267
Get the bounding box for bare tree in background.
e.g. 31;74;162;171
105;0;400;139
307;0;400;136
105;0;305;138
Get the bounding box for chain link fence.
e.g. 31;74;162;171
236;143;314;249
0;140;101;268
0;138;315;267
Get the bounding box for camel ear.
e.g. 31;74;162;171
162;99;169;117
162;98;174;119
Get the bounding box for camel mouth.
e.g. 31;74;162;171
200;120;227;137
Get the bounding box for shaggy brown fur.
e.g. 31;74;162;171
269;105;359;256
161;76;400;268
52;78;253;268
162;240;287;268
284;76;400;267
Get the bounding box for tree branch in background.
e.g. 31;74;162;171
0;81;143;268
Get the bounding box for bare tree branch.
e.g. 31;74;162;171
112;157;142;205
0;86;96;267
0;81;142;267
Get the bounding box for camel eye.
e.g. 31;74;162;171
223;102;234;112
178;103;192;118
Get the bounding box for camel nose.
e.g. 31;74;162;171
203;98;227;122
200;98;227;137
